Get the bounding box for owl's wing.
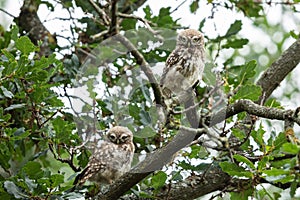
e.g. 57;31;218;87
73;141;112;185
160;48;182;86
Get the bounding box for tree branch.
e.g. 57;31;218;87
155;167;248;200
87;0;110;26
16;0;57;57
210;99;300;127
114;34;164;106
257;38;300;104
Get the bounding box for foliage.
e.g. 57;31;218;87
0;0;300;199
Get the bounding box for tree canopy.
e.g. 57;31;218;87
0;0;300;199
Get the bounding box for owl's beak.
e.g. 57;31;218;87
186;41;191;47
116;139;120;144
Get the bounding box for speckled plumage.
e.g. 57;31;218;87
160;29;205;104
74;126;135;185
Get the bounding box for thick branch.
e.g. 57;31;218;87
16;0;57;57
257;38;300;104
210;99;300;126
155;167;247;200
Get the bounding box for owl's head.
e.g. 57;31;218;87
107;126;133;144
177;29;204;48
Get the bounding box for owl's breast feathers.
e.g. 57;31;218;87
160;47;204;87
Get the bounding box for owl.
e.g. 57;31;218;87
160;29;205;105
74;126;135;186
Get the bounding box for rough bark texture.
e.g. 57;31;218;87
210;99;300;127
257;38;300;104
17;0;57;57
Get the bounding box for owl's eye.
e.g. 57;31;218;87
178;36;187;43
120;135;129;141
109;134;116;141
192;37;201;43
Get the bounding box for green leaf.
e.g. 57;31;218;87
231;128;246;139
281;143;300;154
190;0;199;13
151;171;167;190
10;25;19;41
143;5;152;20
1;49;15;61
232;85;262;101
230;188;253;200
251;123;265;147
222;38;249;49
27;70;49;82
290;30;299;39
15;36;36;55
233;154;255;170
227;61;257;87
49;174;64;187
290;179;298;197
13;128;31;140
239;60;257;82
189;145;208;159
257;156;270;171
171;171;183;181
219;161;253;178
23;161;44;179
139;110;152;125
265;98;282;108
4;181;29;199
4;103;26;111
272;132;287;150
179;161;210;171
225;20;242;37
262;168;289;176
1;86;14;98
135;126;156;138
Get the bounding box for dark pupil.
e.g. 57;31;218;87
121;136;128;140
193;37;200;42
109;135;116;140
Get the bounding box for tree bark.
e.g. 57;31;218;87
257;38;300;104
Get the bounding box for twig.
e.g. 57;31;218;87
0;8;16;18
48;142;80;172
117;12;163;41
170;0;188;14
40;109;60;127
87;0;110;26
114;33;164;106
91;30;109;40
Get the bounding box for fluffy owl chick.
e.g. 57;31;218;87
74;126;135;186
160;29;205;105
